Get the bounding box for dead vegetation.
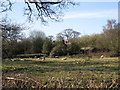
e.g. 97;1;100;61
2;73;119;89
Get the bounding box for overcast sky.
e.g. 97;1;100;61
1;1;118;38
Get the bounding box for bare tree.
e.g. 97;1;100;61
56;29;80;41
72;31;81;38
63;29;73;40
48;35;54;41
1;17;24;41
56;32;64;41
0;0;12;13
0;0;76;23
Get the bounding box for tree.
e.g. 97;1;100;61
2;40;17;58
32;37;44;53
56;33;64;41
0;0;76;23
1;18;24;41
0;18;24;59
42;39;52;55
89;34;97;48
29;30;46;40
48;35;54;41
18;38;32;54
56;29;80;41
77;35;91;47
95;34;107;50
63;29;74;40
102;19;119;56
28;31;46;53
72;30;81;38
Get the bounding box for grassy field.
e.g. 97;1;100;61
2;57;119;88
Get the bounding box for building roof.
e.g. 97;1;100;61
65;42;71;45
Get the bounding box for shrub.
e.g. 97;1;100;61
67;42;80;55
49;42;67;57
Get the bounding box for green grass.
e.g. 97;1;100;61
2;57;119;88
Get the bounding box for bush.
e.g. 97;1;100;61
49;42;67;57
67;42;80;55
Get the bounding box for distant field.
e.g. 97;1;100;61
2;57;119;88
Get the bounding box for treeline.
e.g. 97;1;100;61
1;19;119;59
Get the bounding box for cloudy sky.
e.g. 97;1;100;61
1;1;118;38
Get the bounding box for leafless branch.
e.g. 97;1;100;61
0;0;12;13
1;0;77;23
